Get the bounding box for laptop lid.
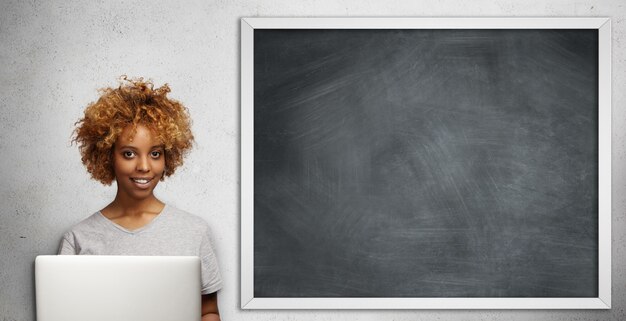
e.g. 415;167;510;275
35;255;201;321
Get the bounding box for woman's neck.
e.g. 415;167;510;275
103;195;165;218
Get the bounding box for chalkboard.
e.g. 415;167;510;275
241;18;611;309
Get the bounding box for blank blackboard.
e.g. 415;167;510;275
242;18;611;309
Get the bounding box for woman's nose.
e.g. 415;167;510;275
136;156;150;172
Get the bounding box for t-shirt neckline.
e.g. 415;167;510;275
96;204;169;235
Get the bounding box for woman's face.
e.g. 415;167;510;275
112;124;165;201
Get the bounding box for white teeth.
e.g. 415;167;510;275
132;178;150;184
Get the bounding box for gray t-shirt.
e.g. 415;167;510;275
58;204;222;295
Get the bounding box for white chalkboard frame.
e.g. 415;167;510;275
241;17;611;309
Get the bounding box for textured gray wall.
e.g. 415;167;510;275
0;0;624;320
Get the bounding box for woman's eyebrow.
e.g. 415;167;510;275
118;145;164;149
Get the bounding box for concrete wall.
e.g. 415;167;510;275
1;0;624;320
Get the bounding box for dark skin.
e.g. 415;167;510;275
201;292;220;321
101;124;220;320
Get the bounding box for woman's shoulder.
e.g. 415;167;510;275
165;205;212;232
62;211;108;237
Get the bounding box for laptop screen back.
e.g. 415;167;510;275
35;255;201;321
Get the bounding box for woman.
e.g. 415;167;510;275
58;76;222;321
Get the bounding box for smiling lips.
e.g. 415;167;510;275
130;177;153;188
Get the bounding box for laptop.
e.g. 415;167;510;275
35;255;201;321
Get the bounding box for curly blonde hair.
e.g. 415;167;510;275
73;76;194;185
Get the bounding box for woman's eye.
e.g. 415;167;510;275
151;151;162;158
123;151;135;158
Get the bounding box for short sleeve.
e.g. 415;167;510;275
199;227;223;294
58;233;77;255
